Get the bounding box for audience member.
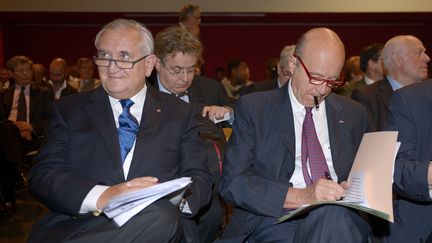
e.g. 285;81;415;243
28;18;211;243
69;57;101;92
352;35;430;130
150;26;234;243
179;4;201;38
384;79;432;242
214;67;226;82
360;43;386;85
333;55;364;97
241;45;295;95
2;56;53;144
48;58;78;99
221;60;250;100
265;57;279;80
0;56;53;212
32;63;49;88
219;27;372;242
0;67;11;92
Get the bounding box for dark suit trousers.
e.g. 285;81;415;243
221;205;371;243
29;199;183;243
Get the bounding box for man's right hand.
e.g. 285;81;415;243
284;179;347;209
97;176;159;210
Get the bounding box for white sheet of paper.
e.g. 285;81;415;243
277;131;400;223
103;177;192;227
213;112;230;124
341;171;367;205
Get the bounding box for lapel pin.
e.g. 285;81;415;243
339;120;344;124
156;108;162;113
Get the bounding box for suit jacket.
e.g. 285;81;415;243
384;79;432;243
149;75;234;184
29;85;212;239
333;78;367;97
351;77;393;131
219;86;370;241
0;84;53;136
239;79;279;96
59;83;78;98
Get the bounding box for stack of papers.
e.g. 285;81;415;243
277;131;400;223
104;177;192;227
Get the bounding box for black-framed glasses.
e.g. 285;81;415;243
160;61;197;79
93;54;150;69
293;54;344;88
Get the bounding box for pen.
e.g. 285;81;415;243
314;96;319;109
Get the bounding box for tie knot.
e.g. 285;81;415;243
305;107;313;114
120;99;134;109
175;90;189;98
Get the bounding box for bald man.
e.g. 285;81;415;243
219;28;372;242
48;58;77;99
352;35;430;131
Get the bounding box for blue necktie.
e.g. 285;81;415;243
118;99;139;164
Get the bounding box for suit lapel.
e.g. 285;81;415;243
29;85;39;122
128;86;164;179
2;86;14;116
86;87;124;174
188;79;205;104
379;78;393;112
325;94;351;180
270;87;295;157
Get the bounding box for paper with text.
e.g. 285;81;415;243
103;177;192;227
277;131;399;223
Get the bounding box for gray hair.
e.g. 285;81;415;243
279;45;296;66
94;18;154;56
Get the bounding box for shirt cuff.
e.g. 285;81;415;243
79;185;110;214
179;198;192;215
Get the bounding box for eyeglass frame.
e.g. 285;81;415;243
93;54;151;69
160;60;198;79
293;54;344;88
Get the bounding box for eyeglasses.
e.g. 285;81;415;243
93;54;150;69
161;61;197;79
293;54;344;88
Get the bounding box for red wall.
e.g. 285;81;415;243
1;12;431;81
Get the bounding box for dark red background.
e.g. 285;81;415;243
1;12;431;81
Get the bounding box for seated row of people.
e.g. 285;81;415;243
2;17;431;243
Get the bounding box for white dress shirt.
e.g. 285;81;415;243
79;86;147;213
288;81;338;188
8;84;30;123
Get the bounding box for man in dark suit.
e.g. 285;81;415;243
384;79;432;242
150;26;233;243
335;43;385;97
29;18;212;243
352;35;430;131
0;56;53;210
219;28;372;242
240;45;295;96
1;56;53;140
48;58;78;99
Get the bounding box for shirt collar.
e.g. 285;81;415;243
108;85;147;108
364;76;375;85
156;74;172;95
386;75;403;91
288;79;326;115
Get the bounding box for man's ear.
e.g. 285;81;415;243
287;54;297;74
144;55;157;77
154;57;162;73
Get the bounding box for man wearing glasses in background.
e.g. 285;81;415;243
29;19;212;243
150;26;233;243
218;28;373;242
